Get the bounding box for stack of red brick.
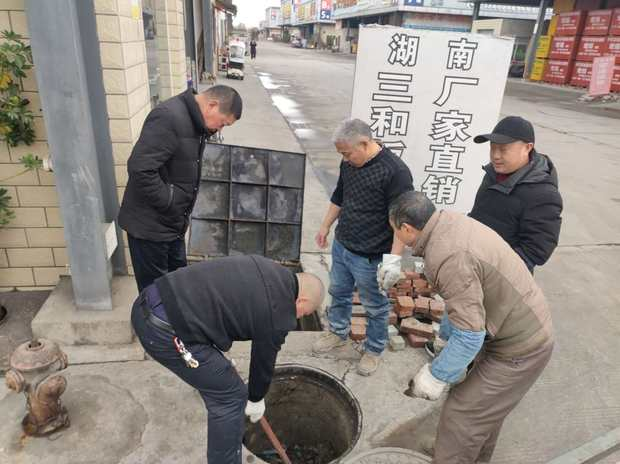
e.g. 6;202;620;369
349;271;446;351
544;8;620;91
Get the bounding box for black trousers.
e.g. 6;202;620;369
131;294;248;463
127;234;187;291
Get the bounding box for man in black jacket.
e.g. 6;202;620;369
131;255;325;463
470;116;563;272
118;86;242;291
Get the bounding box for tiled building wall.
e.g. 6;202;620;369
1;0;189;290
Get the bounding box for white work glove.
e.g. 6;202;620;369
412;363;447;401
244;399;265;423
377;254;402;291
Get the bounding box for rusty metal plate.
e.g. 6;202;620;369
193;182;229;219
202;143;230;180
231;147;268;184
267;187;302;223
230;222;266;256
268;151;305;188
189;220;228;256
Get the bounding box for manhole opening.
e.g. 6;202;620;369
244;365;362;464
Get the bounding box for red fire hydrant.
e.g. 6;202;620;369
5;338;70;436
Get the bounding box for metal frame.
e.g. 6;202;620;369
190;143;307;263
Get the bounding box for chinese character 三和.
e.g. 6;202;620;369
370;106;410;138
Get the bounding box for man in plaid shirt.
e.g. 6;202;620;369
312;119;413;375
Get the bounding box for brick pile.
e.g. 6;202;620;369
349;271;446;354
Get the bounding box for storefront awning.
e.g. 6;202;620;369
215;0;237;15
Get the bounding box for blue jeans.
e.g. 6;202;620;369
327;240;390;354
131;296;247;463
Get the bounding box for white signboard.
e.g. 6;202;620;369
351;25;513;213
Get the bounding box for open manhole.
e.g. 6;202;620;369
244;364;362;463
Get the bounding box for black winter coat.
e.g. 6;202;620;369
118;89;209;241
469;151;563;272
155;255;298;402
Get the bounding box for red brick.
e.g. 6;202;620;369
350;323;366;341
388;310;398;325
404;271;423;280
351;316;366;326
396;279;413;290
406;333;428;348
395;296;415;318
429;299;445;322
399;317;434;339
352;306;367;318
388;287;398;298
352;291;361;305
413;296;433;315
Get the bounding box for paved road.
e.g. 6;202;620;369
250;40;620;464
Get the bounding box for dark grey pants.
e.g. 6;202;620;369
131;298;248;463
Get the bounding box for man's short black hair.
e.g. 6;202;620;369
203;85;243;120
389;191;436;230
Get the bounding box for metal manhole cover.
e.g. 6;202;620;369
342;447;432;464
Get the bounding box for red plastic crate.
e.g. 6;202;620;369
571;61;593;86
544;60;575;84
612;65;620;91
607;36;620;64
583;9;613;35
611;9;620;35
577;36;608;61
556;11;588;36
550;36;581;60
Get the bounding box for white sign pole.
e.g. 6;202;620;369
351;25;513;213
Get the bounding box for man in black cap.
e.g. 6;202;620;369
469;116;563;272
131;254;325;463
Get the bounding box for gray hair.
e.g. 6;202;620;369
389;191;436;230
332;118;373;145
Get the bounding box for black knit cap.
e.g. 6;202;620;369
474;116;535;145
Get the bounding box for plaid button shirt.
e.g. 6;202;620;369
331;146;413;257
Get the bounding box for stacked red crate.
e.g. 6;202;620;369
570;9;615;88
610;9;620;91
545;11;587;84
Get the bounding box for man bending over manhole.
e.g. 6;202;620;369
388;191;553;464
131;254;325;463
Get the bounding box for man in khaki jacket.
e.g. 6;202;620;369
384;191;554;463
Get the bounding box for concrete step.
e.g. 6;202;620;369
61;342;145;365
31;276;138;346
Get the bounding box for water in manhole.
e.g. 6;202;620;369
244;364;362;464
